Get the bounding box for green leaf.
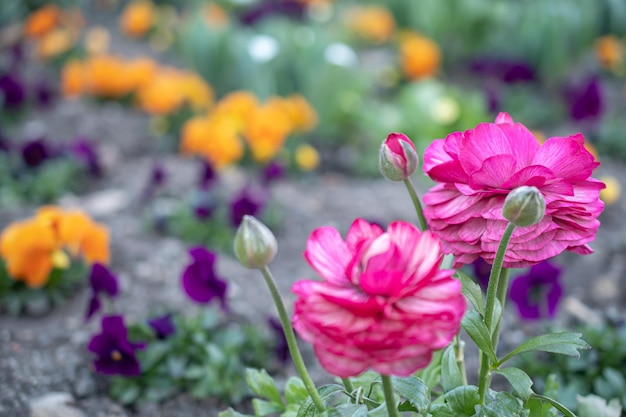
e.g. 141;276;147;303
441;344;463;392
529;394;577;417
218;408;254;417
285;377;309;405
462;310;497;364
253;399;284;416
526;398;557;417
480;391;527;417
246;368;284;406
328;404;367;417
494;367;534;401
499;332;590;365
390;375;429;412
444;386;479;416
297;384;342;417
455;270;484;313
577;394;622;417
429;404;459;417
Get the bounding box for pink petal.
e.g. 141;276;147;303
459;123;514;174
304;227;351;285
469;154;518;189
494;112;514;124
533;137;597;181
346;218;383;252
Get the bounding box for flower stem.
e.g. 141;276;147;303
477;222;516;404
454;334;468;385
261;266;325;412
491;268;510;349
342;377;355;394
403;177;428;231
381;375;400;417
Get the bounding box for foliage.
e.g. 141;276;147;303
109;308;277;406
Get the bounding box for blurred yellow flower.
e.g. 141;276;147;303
36;28;75;59
283;94;318;133
595;35;623;71
180;73;214;111
23;4;61;39
244;102;292;162
213;91;259;132
399;31;440;80
346;6;395;44
135;69;185;114
0;208;109;288
295;144;320;171
600;175;621;205
120;0;155;38
180;115;244;168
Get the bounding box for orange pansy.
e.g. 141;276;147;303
119;1;155;38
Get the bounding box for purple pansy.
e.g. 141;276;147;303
85;263;119;321
192;189;217;220
239;0;305;26
181;247;228;309
0;72;26;109
470;57;536;83
566;75;604;121
262;161;285;185
69;136;102;177
198;160;216;190
88;315;145;376
21;138;52;168
34;78;57;108
142;160;166;200
509;260;564;321
471;258;492;290
229;188;266;227
268;317;290;364
148;314;176;339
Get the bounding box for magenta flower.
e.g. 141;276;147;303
292;219;466;378
379;132;418;181
422;113;605;268
181;247;228;309
85;263;119;321
88;315;145;376
148;314;176;339
510;260;563;321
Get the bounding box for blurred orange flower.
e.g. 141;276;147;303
0;208;109;288
180;73;214;111
136;69;185;114
120;0;155;38
346;6;395;44
595;35;623;71
180;115;244;168
36;28;76;59
61;60;86;97
204;3;229;28
283;94;318;133
213;91;259;132
244;102;292;162
23;4;61;39
86;55;136;98
399;31;440;80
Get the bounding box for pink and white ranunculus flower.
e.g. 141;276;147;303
291;219;465;378
422;112;605;268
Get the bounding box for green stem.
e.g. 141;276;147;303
261;267;325;412
477;222;516;405
403;177;428;231
342;377;355;394
454;334;468;385
491;268;511;349
381;375;400;417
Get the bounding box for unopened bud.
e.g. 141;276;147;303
379;132;419;181
502;186;546;227
234;215;277;269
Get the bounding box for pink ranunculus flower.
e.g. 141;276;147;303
291;219;466;378
422;112;605;269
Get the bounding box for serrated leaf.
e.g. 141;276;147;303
390;376;430;412
499;332;590;365
494;367;534;401
328;404;367;417
444;386;479;416
462;310;497;364
296;384;342;417
529;394;576;417
441;344;463;392
285;377;309;404
253;399;284;416
480;391;527;417
577;394;622;417
455;270;484;313
246;369;283;406
218;408;254;417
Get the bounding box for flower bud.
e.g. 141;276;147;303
379;132;419;181
234;215;277;269
502;186;546;227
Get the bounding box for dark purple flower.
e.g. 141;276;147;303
142;160;166;200
21;138;51;168
566;76;604;121
509;260;563;321
69;136;102;177
181;247;228;309
0;72;26;109
148;314;176;339
268;317;290;364
198;159;216;190
239;0;305;26
471;258;492;290
470;57;536;84
262;161;285;184
34;78;57;108
85;263;119;321
229;188;266;227
192;189;217;220
88;315;145;376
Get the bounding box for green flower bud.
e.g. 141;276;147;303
234;215;277;269
379;132;419;181
502;186;546;227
